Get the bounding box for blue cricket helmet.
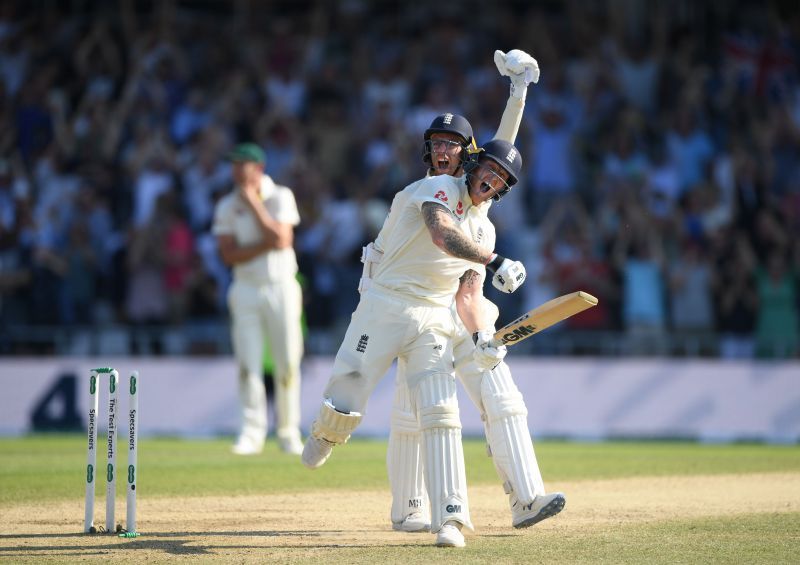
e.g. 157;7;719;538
422;113;475;170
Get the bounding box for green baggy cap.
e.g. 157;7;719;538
227;143;266;164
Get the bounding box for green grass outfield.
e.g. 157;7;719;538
1;436;799;563
1;436;800;502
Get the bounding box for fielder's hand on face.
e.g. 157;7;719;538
473;329;507;370
487;254;527;293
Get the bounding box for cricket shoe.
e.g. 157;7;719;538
278;434;304;456
231;437;263;456
511;492;566;529
392;512;430;533
301;436;334;469
435;521;465;548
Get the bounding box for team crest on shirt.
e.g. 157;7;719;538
434;190;448;203
455;201;463;216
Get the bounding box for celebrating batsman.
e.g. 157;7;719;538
374;49;566;534
302;123;527;547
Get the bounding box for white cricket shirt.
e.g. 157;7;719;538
372;174;494;306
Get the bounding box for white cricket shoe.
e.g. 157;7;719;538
301;437;333;469
511;492;566;529
435;521;465;547
231;437;263;456
392;512;430;533
278;434;304;455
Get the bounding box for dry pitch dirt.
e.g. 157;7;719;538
1;473;798;563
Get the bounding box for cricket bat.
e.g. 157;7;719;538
491;291;598;347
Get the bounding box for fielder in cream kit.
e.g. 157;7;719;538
213;143;304;456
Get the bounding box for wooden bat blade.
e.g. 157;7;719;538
492;291;598;346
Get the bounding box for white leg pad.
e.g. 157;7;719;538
388;373;428;526
482;363;545;505
311;398;362;445
415;373;472;533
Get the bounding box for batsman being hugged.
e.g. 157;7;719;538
301;73;529;548
367;49;565;537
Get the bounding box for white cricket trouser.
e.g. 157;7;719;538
228;277;304;445
323;286;456;413
321;285;471;532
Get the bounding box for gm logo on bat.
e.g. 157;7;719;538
499;323;538;344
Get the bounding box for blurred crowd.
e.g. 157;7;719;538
0;0;798;358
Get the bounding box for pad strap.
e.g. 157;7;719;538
391;407;419;434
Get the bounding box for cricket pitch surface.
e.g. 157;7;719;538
1;473;798;563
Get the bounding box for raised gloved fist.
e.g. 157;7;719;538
473;329;507;371
503;49;540;83
494;49;540;100
486;253;527;293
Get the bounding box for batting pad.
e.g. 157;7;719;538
311;398;362;445
387;380;428;525
415;373;473;533
482;363;544;504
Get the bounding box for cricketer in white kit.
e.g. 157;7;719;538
380;50;565;533
302;135;528;548
213;143;304;456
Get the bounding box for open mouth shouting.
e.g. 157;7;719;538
434;156;452;173
427;136;464;176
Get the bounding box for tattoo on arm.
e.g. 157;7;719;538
459;269;482;288
422;202;491;264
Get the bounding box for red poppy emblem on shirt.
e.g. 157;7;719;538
455;201;463;216
434;190;448;203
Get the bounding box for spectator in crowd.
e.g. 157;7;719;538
0;156;32;335
59;222;97;325
124;192;170;349
181;127;230;233
613;221;668;355
754;250;798;358
0;0;796;359
668;239;715;354
713;228;757;359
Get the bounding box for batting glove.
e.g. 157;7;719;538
473;329;507;370
494;49;540;100
486;253;527;293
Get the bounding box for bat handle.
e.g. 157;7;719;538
476;330;504;349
